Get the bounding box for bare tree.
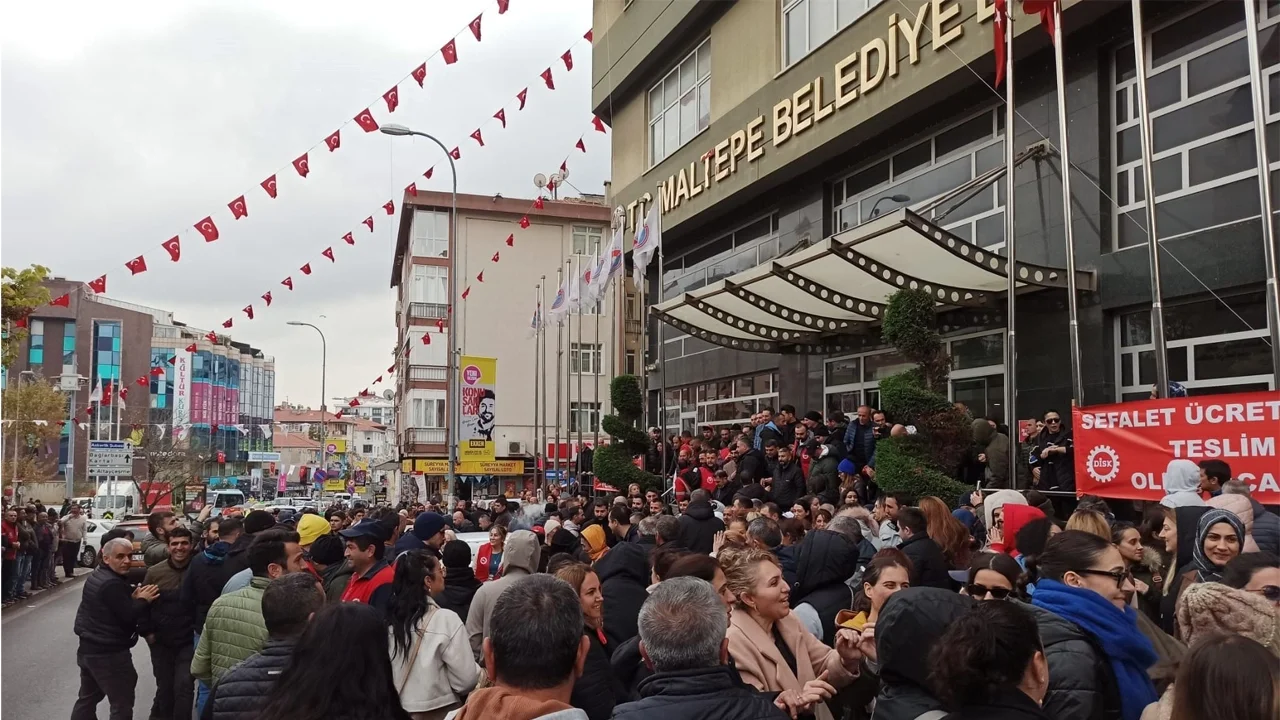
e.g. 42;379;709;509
121;412;209;514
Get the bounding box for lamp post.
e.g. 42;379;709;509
380;122;460;504
286;321;327;477
868;194;912;220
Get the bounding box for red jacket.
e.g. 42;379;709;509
474;542;502;582
1;521;16;561
341;560;394;608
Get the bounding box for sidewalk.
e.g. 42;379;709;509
2;567;89;611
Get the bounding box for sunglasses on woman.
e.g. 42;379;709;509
965;584;1013;600
1076;568;1134;587
1249;585;1280;603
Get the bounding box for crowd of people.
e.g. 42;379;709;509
2;500;89;605
58;403;1280;720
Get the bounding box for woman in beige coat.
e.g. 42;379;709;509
721;546;863;720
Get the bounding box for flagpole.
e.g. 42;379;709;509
574;256;584;486
1052;0;1084;405
554;265;565;489
533;281;541;498
1002;2;1019;483
1244;0;1280;379
540;277;548;498
1130;0;1170;398
655;190;668;483
593;261;601;452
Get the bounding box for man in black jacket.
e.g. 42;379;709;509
732;439;769;486
593;540;651;649
676;490;725;555
790;529;861;645
139;528;195;720
72;537;160;720
204;572;324;720
612;576;789;720
769;444;806;512
180;516;247;631
896;508;952;590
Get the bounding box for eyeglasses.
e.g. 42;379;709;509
1045;418;1061;424
1248;585;1280;602
965;584;1013;600
1075;568;1133;587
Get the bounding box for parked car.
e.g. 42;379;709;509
78;519;118;568
109;516;151;582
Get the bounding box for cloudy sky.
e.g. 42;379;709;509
2;0;607;407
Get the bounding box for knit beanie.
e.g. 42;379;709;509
243;510;277;535
441;539;472;570
1176;582;1280;655
308;534;345;566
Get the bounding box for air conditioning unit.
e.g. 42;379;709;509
507;441;526;456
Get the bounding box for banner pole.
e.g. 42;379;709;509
1052;1;1085;405
554;267;564;492
533;281;541;498
1243;0;1280;380
1003;5;1019;485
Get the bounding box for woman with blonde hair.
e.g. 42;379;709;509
1066;509;1112;541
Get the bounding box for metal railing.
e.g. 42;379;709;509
407;302;449;319
404;427;446;445
408;364;447;382
625;319;643;334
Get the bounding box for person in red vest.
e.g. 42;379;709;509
339;519;394;613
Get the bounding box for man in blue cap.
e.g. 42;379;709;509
390;511;452;561
338;519;394;611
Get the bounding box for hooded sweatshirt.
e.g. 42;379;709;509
983;489;1028;535
791;529;861;644
466;530;541;662
1159;460;1207;509
455;687;587;720
874;588;977;720
972;420;1012;489
992;505;1046;557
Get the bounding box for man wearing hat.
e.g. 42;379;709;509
338;519;395;612
389;511;451;562
222;512;331;595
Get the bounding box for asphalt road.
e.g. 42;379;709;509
2;574;159;719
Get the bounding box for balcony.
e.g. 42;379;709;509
401;427;447;454
625;319;643;335
409;364;447;382
407;302;449;320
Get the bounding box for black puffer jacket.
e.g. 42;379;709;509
1023;602;1119;720
595;541;651;649
180;536;250;628
897;534;952;590
204;637;295;720
436;567;482;622
1248;498;1280;557
572;627;623;720
712;479;743;507
611;665;787;720
676;500;724;555
806;453;841;507
74;565;145;655
770;460;805;511
736;449;770;484
791;530;860;645
610;635;651;703
874;588;975;720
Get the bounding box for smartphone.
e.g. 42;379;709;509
836;610;867;630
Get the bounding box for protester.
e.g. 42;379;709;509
392;512;451;561
895;507;951;589
437;539;482;621
204;572;325;720
790;527;862;645
1206;493;1261;553
1146;632;1278;720
873;587;975;720
554;562;623;720
1157;505;1207;635
972;418;1011;488
138;527;195;720
1065;509;1111;540
877;492;910;549
1168;508;1246;632
59;502;89;579
339;518;396;610
466;529;541;661
1221;551;1280;606
675;489;724;554
475;524;507;581
608;505;639;544
593;535;650;649
928;600;1050;719
917;496;971;570
582;524;610;563
1111;521;1162;619
182;516;248;631
71;537;159;720
308;534;352;603
1159;459;1208;508
960;552;1022;600
1223;478;1280;556
141;510;180;567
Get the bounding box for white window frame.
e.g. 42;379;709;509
412;265;448;305
782;0;883;70
569;343;602;375
569;402;601;433
649;38;711;168
409;394;446;428
411;210;449;258
572;225;604;256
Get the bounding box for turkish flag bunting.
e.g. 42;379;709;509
354;108;379;132
406;182;418;197
471;129;484;147
388;364;396;374
421;333;431;345
262;175;278;198
374;375;383;384
322;247;335;262
412;63;427;87
349;398;360;407
119;387;129;402
441;39;458;64
151;366;166;376
562;50;574;71
243;305;254;320
360;388;370;397
424;167;434;180
519;216;531;229
534;197;544;210
334;411;344;419
196;217;220;242
449;147;461;160
162;236;181;262
136;376;149;386
436;318;445;332
497;0;509;13
14;317;26;328
363;216;374;231
546;177;556;191
186;343;198;352
505;234;514;246
126;255;149;275
491;251;500;262
1023;0;1057;39
576;138;586;152
205;331;218;342
993;0;1007;88
461;286;471;300
326;130;341;151
222;318;233;329
494;108;506;128
585;29;593;42
294;153;311;177
469;14;483;41
517;88;528;110
384;87;399;112
300;263;312;276
88;275;107;294
476;271;485;282
262;291;273;307
593;116;608;133
384;201;395;215
343;232;355;245
540;68;555;90
282;277;294;290
560;160;568;174
229;195;248;219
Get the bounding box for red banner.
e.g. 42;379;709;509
1073;391;1280;504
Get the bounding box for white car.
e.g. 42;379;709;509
78;519;118;568
454;531;490;570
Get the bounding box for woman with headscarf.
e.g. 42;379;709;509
581;523;609;563
1206;494;1260;554
1158;459;1207;509
1167;508;1245;637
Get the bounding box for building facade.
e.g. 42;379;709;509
592;0;1279;432
274;404;394;498
390;191;620;500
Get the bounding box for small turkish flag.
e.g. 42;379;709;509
186;343;197;352
229;195;248;219
300;263;312;276
476;271;485;282
343;232;355;245
206;330;219;342
262;175;278;198
384;201;395;215
262;291;273;307
354;108;379;132
282;277;294;290
88;275;107;294
162;236;181;262
491;251;500;263
505;234;514;246
576;138;586;152
137;376;149;386
470;129;484;147
196;217;220;242
412;63;427;87
517;88;528;110
461;286;471;300
374;375;383;384
406;182;418;197
585;29;593;42
560;160;568;174
388;364;396;374
359;388;370;397
421;333;431;345
469;14;483;41
14;317;26;328
222;318;233;329
534;197;544;210
436;318;445;332
449;147;461;160
441;38;458;64
334;411;344;419
593;116;608;133
562;50;574;71
243;305;254;320
322;247;335;262
363;216;374;231
520;216;531;229
494;108;506;128
424;167;434;180
326;130;341;151
151;366;166;376
293;153;311;177
126;255;148;275
349;398;360;407
497;0;510;13
384;87;399;112
540;68;555;90
119;387;129;401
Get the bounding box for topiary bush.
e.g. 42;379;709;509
593;375;662;494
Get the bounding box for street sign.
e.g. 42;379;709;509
544;470;564;480
247;451;282;463
88;441;135;475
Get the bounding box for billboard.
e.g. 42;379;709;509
412;459;523;475
173;349;191;429
458;355;497;462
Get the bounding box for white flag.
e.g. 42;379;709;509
89;379;102;403
632;202;662;287
261;426;273;440
549;271;570;324
527;302;542;339
587;248;608;303
567;256;583;311
604;226;625;288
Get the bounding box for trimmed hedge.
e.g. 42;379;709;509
593;375;662;493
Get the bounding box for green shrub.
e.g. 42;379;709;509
874;436;971;501
593;375;661;492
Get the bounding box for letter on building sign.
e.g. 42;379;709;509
931;0;964;49
773;97;793;147
860;38;888;95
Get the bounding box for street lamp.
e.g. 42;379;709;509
287;321;328;476
380;122;460;504
868;193;912;219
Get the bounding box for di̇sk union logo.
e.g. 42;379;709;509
1086;445;1121;484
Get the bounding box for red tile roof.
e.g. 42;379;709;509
273;431;322;449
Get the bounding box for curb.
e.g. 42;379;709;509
1;569;90;614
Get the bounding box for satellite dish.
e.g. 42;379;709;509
382;389;394;400
559;165;571;180
549;172;565;187
533;173;548;189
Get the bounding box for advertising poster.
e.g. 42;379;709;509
458;355;497;462
1073;391;1280;504
173;349;191;429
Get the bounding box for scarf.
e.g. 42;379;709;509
1033;579;1158;720
1190;509;1246;583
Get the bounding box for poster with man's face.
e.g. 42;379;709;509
459;355;497;462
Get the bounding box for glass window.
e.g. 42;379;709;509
826;357;860;385
649;39;711;166
28;319;44;365
412;210;449;257
572;226;604;256
950;334;1004;370
951;374;1006;424
864;351;912;380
